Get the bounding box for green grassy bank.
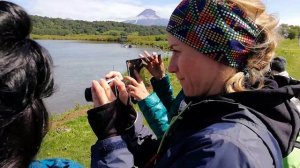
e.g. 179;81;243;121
36;105;95;167
36;38;299;167
32;34;169;49
275;39;300;78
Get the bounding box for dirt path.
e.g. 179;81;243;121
50;108;88;129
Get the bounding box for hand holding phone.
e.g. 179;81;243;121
124;72;150;103
125;58;149;103
126;58;146;80
139;51;165;80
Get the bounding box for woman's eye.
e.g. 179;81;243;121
172;49;180;54
168;47;180;55
169;48;176;52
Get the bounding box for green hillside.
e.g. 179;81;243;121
31;15;167;36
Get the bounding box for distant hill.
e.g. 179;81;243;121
123;9;169;26
30;15;167;36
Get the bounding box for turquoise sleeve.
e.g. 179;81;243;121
138;92;169;139
151;74;174;111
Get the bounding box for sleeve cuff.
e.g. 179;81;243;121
93;136;128;156
138;92;161;112
150;74;170;90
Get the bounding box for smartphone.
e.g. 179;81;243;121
126;58;145;80
125;58;146;103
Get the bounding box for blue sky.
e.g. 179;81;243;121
7;0;300;25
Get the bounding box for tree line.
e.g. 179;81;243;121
31;15;167;36
278;24;300;40
30;15;300;43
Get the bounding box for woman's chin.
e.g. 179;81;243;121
182;88;192;97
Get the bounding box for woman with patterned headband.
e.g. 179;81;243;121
87;0;300;167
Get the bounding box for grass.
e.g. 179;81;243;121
36;38;300;167
275;39;300;78
36;105;96;167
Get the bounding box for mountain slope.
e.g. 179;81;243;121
124;9;168;26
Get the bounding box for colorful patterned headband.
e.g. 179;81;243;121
167;0;262;70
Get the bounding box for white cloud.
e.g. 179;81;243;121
280;17;300;26
17;0;176;21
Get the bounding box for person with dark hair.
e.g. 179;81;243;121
0;1;82;167
270;56;300;168
87;0;300;167
270;56;300;110
271;56;289;77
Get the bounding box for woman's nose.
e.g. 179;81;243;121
168;56;178;73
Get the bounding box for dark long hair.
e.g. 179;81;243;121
0;1;54;167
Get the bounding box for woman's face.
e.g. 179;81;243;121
167;34;234;97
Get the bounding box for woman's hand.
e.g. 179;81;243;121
114;77;129;105
139;50;165;80
105;71;123;81
88;73;138;140
125;70;150;101
91;79;116;107
91;76;129;107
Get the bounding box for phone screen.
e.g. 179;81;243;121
126;58;145;80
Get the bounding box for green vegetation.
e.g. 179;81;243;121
36;105;95;167
32;34;120;41
30;15;170;49
31;15;166;36
127;35;168;49
275;39;300;78
32;34;169;49
278;24;300;40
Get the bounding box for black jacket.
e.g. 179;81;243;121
155;75;300;167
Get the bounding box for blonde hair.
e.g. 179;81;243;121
223;0;279;93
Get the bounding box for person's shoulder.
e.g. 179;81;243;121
192;122;271;153
165;122;270;167
181;122;274;167
191;122;260;142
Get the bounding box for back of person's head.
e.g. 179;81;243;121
167;0;278;92
270;56;287;73
0;1;54;167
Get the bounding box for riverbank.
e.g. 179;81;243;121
32;34;169;49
